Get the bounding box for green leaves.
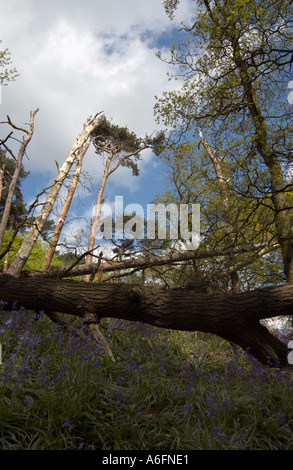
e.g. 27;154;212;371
163;0;181;20
91;119;140;154
153;0;293;289
0;42;19;85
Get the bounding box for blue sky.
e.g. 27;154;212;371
0;0;194;244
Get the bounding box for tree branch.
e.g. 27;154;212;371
18;241;279;279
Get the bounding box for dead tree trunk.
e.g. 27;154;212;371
84;150;114;281
7;114;106;277
84;145;143;281
0;273;291;368
42;141;90;270
0;166;4;202
0;108;39;249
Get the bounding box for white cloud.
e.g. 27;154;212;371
0;0;193;202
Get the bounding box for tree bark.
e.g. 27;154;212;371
0;273;291;368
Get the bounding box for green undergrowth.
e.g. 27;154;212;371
0;305;293;450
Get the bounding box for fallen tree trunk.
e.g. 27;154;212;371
0;274;291;367
17;242;278;279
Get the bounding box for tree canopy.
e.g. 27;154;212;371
155;0;293;290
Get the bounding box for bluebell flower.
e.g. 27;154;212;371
62;418;74;432
278;412;286;427
182;403;194;420
212;426;227;442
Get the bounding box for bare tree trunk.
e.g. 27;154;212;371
84;140;144;282
0;108;39;249
42;141;90;270
7;114;105;277
84;151;114;281
0;166;4;202
83;151;117;357
0;273;291;367
199;129;240;293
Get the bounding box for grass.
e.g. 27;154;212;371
0;304;293;450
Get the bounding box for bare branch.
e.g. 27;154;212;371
0;131;13;147
0;108;39;249
18;240;279;279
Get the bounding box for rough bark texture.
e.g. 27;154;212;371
0;273;291;368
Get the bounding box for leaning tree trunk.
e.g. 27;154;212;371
7;114;106;277
42;141;90;270
0;274;291;368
